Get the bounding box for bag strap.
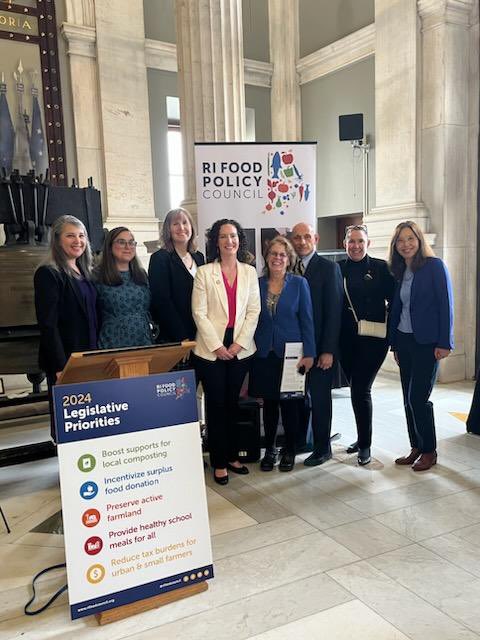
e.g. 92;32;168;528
343;278;359;323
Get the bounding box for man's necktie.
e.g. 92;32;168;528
294;258;305;275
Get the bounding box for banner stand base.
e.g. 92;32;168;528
95;582;208;625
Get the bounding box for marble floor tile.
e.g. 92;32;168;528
323;518;411;559
245;599;410;640
126;573;354;640
205;475;292;523
212;515;316;561
242;473;365;530
207;531;360;609
452;522;480;545
374;489;480;541
329;560;479;640
345;470;480;517
13;532;64;549
205;486;257;536
369;545;480;634
421;533;480;577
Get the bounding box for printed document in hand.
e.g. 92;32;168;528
280;342;305;398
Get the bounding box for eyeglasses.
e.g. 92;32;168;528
114;239;137;247
269;251;288;259
345;224;368;233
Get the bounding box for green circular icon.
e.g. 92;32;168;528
77;454;96;473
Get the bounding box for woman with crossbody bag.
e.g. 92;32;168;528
339;225;395;465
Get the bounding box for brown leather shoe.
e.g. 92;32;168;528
412;451;437;472
395;448;420;465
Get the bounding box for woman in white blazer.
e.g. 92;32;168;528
192;219;260;485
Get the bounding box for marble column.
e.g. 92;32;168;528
94;0;158;259
175;0;246;216
268;0;301;141
418;0;478;380
366;0;429;246
61;0;106;199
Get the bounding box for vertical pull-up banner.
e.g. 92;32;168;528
195;142;317;269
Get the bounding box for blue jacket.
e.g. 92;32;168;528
389;257;454;350
254;273;316;359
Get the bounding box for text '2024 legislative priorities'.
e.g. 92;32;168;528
54;371;213;620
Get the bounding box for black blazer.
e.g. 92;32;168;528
303;253;343;357
148;248;205;342
339;256;395;336
34;265;95;375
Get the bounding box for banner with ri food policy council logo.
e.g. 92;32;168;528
53;370;213;620
194;142;317;269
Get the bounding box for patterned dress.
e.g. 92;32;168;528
96;271;153;349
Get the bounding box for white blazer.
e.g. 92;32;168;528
192;260;261;361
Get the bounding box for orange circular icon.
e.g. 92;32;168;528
86;564;105;584
82;508;101;528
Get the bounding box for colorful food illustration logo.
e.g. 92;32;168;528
175;376;190;400
264;150;310;215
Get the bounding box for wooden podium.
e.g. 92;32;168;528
59;341;208;625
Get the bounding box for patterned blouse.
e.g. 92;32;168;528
95;271;153;349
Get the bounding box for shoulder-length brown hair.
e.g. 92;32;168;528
161;207;198;253
263;235;296;276
388;220;435;281
95;227;148;286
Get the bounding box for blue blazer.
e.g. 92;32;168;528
254;273;316;359
389;257;454;350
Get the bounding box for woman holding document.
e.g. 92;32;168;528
249;236;315;472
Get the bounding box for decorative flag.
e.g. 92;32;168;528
29;88;46;172
0;74;15;173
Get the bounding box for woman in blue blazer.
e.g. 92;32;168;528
388;221;454;471
249;236;315;472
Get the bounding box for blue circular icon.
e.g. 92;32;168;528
80;481;98;500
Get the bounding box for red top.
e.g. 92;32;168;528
222;271;237;329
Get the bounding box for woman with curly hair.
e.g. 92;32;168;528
192;219;260;485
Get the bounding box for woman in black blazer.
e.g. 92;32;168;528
339;224;395;465
34;215;98;439
148;208;204;342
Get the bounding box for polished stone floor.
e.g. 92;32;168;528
1;376;480;639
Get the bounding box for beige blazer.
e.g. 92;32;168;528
192;260;261;361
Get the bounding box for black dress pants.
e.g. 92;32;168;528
297;364;335;456
396;331;438;453
339;332;389;449
194;348;250;469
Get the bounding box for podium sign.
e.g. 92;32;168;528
53;370;213;620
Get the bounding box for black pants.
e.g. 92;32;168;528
194;331;250;469
340;333;389;449
467;371;480;435
297;364;334;456
263;398;302;455
396;331;438;453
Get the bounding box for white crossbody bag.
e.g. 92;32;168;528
343;277;387;339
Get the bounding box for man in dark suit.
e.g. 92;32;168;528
291;222;343;465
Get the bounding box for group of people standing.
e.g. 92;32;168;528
34;212;454;481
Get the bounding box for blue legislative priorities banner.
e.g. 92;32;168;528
53;371;213;620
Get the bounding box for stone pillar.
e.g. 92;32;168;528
175;0;246;216
61;0;106;198
418;0;478;380
94;0;158;259
268;0;301;141
367;0;429;247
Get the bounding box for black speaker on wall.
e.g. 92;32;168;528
339;113;364;141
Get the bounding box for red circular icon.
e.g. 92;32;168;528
82;509;101;528
84;536;103;555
